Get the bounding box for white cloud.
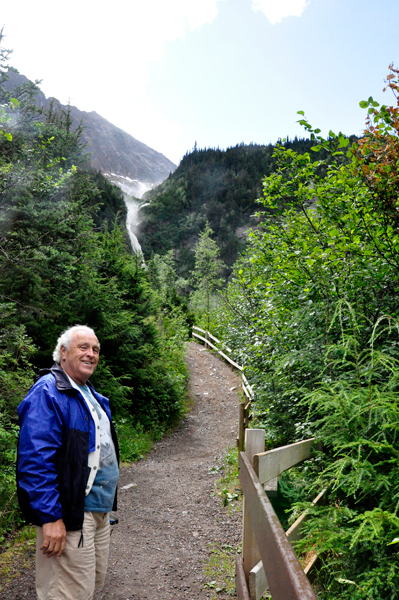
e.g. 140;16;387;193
251;0;310;24
184;0;220;31
1;0;222;162
2;0;222;101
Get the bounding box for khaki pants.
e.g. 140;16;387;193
36;512;110;600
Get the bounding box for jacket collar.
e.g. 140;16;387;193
35;363;93;391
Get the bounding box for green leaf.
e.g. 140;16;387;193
297;110;305;116
359;101;368;108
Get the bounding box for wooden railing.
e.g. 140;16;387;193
192;326;252;450
192;325;243;371
237;429;320;600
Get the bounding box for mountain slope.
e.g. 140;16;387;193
66;106;175;196
3;72;176;197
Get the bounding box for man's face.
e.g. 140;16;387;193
60;330;100;385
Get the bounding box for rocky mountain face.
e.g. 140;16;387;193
4;72;176;198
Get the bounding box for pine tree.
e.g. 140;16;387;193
190;223;225;330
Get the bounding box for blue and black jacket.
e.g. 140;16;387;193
17;364;119;531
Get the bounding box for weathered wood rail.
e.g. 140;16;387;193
237;429;319;600
192;325;243;371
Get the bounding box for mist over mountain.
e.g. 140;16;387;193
4;72;176;198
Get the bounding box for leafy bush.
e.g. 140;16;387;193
113;418;154;462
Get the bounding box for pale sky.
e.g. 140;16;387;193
1;0;398;165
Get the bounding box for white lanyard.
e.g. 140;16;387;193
67;375;101;495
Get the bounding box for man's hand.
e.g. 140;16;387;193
41;519;67;560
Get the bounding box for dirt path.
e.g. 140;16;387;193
0;342;242;600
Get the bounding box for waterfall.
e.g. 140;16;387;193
124;194;143;255
103;173;155;255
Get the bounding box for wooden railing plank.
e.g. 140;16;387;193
192;331;243;371
250;488;326;599
241;373;254;397
236;555;251;600
253;439;315;485
304;552;319;575
286;488;327;544
242;381;251;400
192;331;218;350
208;331;233;353
242;430;265;580
239;451;317;600
192;326;233;352
192;325;207;334
218;349;243;371
249;559;267;600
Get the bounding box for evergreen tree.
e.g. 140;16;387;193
190;223;225;330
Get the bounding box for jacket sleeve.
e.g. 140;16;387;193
17;380;65;525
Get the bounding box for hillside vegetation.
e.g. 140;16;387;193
3;70;176;189
139;138;341;276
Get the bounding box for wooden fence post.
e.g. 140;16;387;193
242;429;265;581
238;404;246;452
244;403;250;429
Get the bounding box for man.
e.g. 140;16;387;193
17;325;119;600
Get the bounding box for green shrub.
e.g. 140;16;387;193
113;418;154;462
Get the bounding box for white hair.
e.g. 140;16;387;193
52;325;99;363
